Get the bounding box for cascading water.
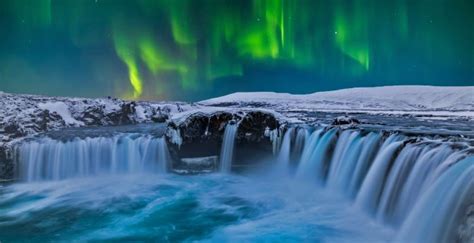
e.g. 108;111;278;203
295;128;337;183
355;138;405;215
219;122;238;173
292;128;309;162
276;127;294;172
276;126;473;242
4;124;474;242
396;156;474;242
17;134;170;181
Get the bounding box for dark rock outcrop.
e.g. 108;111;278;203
237;111;279;142
166;110;281;170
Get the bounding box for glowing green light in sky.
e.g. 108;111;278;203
0;0;472;100
113;28;143;98
334;2;370;70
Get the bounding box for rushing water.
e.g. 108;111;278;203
276;127;294;172
0;174;391;242
17;134;170;181
219;123;237;173
1;126;473;242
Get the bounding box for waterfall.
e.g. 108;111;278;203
276;127;294;171
219;123;238;173
396;156;474;243
290;126;472;239
326;130;363;191
12;123;474;241
292;128;309;162
390;146;466;226
17;134;170;181
355;138;404;215
348;132;382;197
295;129;337;183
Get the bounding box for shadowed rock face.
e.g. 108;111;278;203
237;111;279;142
166;111;280;170
169;111;279;145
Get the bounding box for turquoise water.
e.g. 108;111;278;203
0;173;392;242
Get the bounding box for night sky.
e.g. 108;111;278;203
0;0;473;101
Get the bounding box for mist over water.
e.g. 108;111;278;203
0;173;391;242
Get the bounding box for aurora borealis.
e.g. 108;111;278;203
0;0;472;100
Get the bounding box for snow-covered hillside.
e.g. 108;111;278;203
201;86;474;113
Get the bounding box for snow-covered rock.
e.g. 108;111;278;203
38;102;84;126
0;92;194;143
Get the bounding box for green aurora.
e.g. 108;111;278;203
0;0;472;100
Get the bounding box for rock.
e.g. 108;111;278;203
106;102;137;125
332;116;360;125
237;111;279;143
4;123;26;138
166;110;279;169
171;112;235;145
169;110;279;146
151;110;168;123
81;106;106;126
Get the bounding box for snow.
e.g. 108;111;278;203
134;105;147;121
38;102;84;126
170;107;235;125
201;85;474;113
170;106;300;127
